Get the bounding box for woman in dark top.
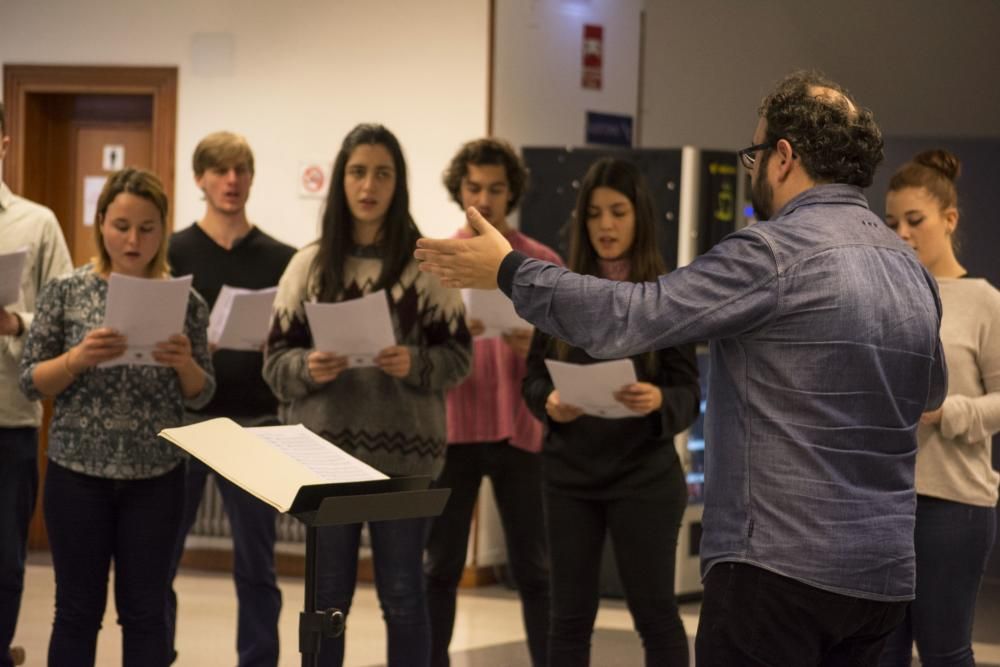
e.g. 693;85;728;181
522;157;699;666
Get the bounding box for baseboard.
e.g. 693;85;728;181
180;547;497;588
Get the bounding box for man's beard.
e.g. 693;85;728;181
750;152;774;221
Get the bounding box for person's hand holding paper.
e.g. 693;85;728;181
545;389;585;423
66;327;129;373
543;358;640;419
101;273;193;367
613;382;663;416
304;290;397;371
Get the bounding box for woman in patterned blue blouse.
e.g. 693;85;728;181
18;168;215;667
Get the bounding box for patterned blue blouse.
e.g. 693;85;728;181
19;266;215;479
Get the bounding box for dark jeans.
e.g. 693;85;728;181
44;460;184;667
166;457;281;667
316;517;429;667
424;441;550;667
0;428;37;667
545;479;689;666
879;495;996;667
696;562;908;667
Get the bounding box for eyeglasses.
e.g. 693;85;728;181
738;141;775;170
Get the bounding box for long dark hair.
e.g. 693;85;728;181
568;157;665;281
558;158;665;371
312;123;421;302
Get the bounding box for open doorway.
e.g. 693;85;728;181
2;64;178;548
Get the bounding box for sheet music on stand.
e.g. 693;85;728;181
159;418;387;512
159;417;450;667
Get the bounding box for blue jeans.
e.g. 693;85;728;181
424;441;550;667
0;428;37;667
879;495;996;667
166;458;281;666
316;517;430;667
44;460;184;667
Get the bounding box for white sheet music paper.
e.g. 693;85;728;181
208;286;278;351
305;290;396;367
0;248;28;306
102;273;192;366
544;358;639;419
159;418;387;512
462;288;531;338
247;424;388;483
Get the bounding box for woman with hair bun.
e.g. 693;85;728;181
880;150;1000;667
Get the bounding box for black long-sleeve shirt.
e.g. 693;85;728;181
168;223;295;419
522;330;700;498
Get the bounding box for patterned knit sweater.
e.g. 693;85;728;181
263;243;471;478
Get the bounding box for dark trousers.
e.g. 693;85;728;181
44;461;184;667
0;428;37;667
879;495;996;667
696;562;908;667
166;457;281;667
545;480;689;666
315;517;430;667
424;441;550;667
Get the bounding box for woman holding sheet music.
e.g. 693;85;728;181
521;157;699;666
263;123;471;667
18;168;214;666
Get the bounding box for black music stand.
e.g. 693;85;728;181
286;476;450;667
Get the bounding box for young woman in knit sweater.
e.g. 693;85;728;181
522;158;700;666
879;150;1000;666
263;124;470;667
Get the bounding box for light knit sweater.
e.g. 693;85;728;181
263;243;471;478
916;277;1000;507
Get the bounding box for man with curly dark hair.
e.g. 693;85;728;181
750;70;884;220
415;70;948;665
425;138;562;667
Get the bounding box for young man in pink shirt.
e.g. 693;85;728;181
425;138;562;667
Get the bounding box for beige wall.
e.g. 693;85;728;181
0;0;490;247
492;0;643;148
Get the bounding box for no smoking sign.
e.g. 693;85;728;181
298;161;331;198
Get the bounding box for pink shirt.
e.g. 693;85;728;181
446;229;563;452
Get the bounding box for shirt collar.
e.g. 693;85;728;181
772;183;870;221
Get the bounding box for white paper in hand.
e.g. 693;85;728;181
462;288;530;338
209;286;278;351
544;358;638;419
0;248;28;306
102;273;192;366
305;290;396;367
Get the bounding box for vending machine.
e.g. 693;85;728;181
518;146;747;598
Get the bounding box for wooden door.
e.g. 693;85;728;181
3;65;176;549
71;123;153;264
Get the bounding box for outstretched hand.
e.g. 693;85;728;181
414;207;512;289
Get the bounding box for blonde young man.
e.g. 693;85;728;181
165;132;295;666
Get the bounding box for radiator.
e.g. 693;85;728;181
188;473;307;544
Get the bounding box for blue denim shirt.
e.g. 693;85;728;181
498;184;947;601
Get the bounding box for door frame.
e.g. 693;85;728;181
2;64;178;222
2;65;177;549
